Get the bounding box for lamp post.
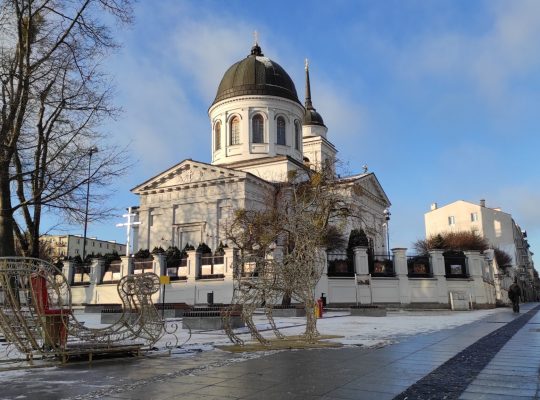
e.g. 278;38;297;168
383;208;391;259
82;146;98;261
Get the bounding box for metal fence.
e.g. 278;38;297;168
444;251;468;278
72;263;91;285
327;253;355;277
132;258;153;274
407;255;432;278
101;260;121;284
369;254;395;277
165;256;188;281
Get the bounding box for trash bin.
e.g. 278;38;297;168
207;291;214;306
320;293;327;307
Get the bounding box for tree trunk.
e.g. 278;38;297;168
303;296;319;342
0;165;15;256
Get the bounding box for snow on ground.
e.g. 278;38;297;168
0;307;507;369
153;307;506;351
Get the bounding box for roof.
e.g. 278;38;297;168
212;44;300;106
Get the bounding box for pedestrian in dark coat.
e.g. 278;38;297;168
508;278;522;313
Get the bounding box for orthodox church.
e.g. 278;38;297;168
131;42;391;261
67;42;499;309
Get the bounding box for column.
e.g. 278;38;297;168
393;248;410;305
464;250;486;307
120;256;132;277
63;260;74;285
186;250;199;280
90;258;104;284
429;249;449;305
153;253;166;276
353;246;371;304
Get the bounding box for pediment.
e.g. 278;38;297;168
347;173;391;206
131;159;247;193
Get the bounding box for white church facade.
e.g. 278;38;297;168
131;43;391;257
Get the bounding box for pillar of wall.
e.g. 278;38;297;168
353;246;369;275
223;247;236;279
429;249;449;305
464;250;487;306
393;248;410;305
187;250;199;280
63;260;74;284
153;253;166;276
353;246;372;304
90;259;104;284
120;256;132;277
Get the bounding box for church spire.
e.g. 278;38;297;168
302;58;326;128
305;58;313;110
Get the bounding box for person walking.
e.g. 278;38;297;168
508;278;522;313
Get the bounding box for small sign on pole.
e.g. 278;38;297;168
159;275;170;320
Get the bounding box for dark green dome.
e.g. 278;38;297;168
303;108;325;127
212;45;300;106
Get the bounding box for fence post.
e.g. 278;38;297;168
63;260;75;285
90;258;104;285
120;256;132;277
393;248;410;305
464;250;486;307
353;246;369;275
153;253;166;276
429;249;449;305
187;250;199;280
353;246;372;304
223;247;235;278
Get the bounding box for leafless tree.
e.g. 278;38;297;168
0;0;133;257
226;164;350;343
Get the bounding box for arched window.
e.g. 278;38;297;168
276;116;286;145
252;114;264;143
294;121;301;150
214;121;221;150
230;117;240;145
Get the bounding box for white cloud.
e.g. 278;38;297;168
396;0;540;102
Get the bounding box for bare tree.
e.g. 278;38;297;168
0;0;133;257
226;164;350;343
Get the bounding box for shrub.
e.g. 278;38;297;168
494;248;512;268
414;231;488;255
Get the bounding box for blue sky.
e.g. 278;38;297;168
49;0;540;266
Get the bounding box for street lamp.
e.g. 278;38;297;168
82;146;98;261
383;208;391;259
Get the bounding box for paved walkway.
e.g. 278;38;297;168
0;304;538;400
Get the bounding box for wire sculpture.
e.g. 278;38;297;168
0;257;178;364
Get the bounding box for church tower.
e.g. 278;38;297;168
301;60;337;171
208;43;306;182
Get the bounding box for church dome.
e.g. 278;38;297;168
303;108;325;127
212;44;301;106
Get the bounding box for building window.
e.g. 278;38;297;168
230;117;240;145
294;121;300;150
276;116;286;145
214;121;221;150
252;114;264;143
448;216;455;226
471;212;478;222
